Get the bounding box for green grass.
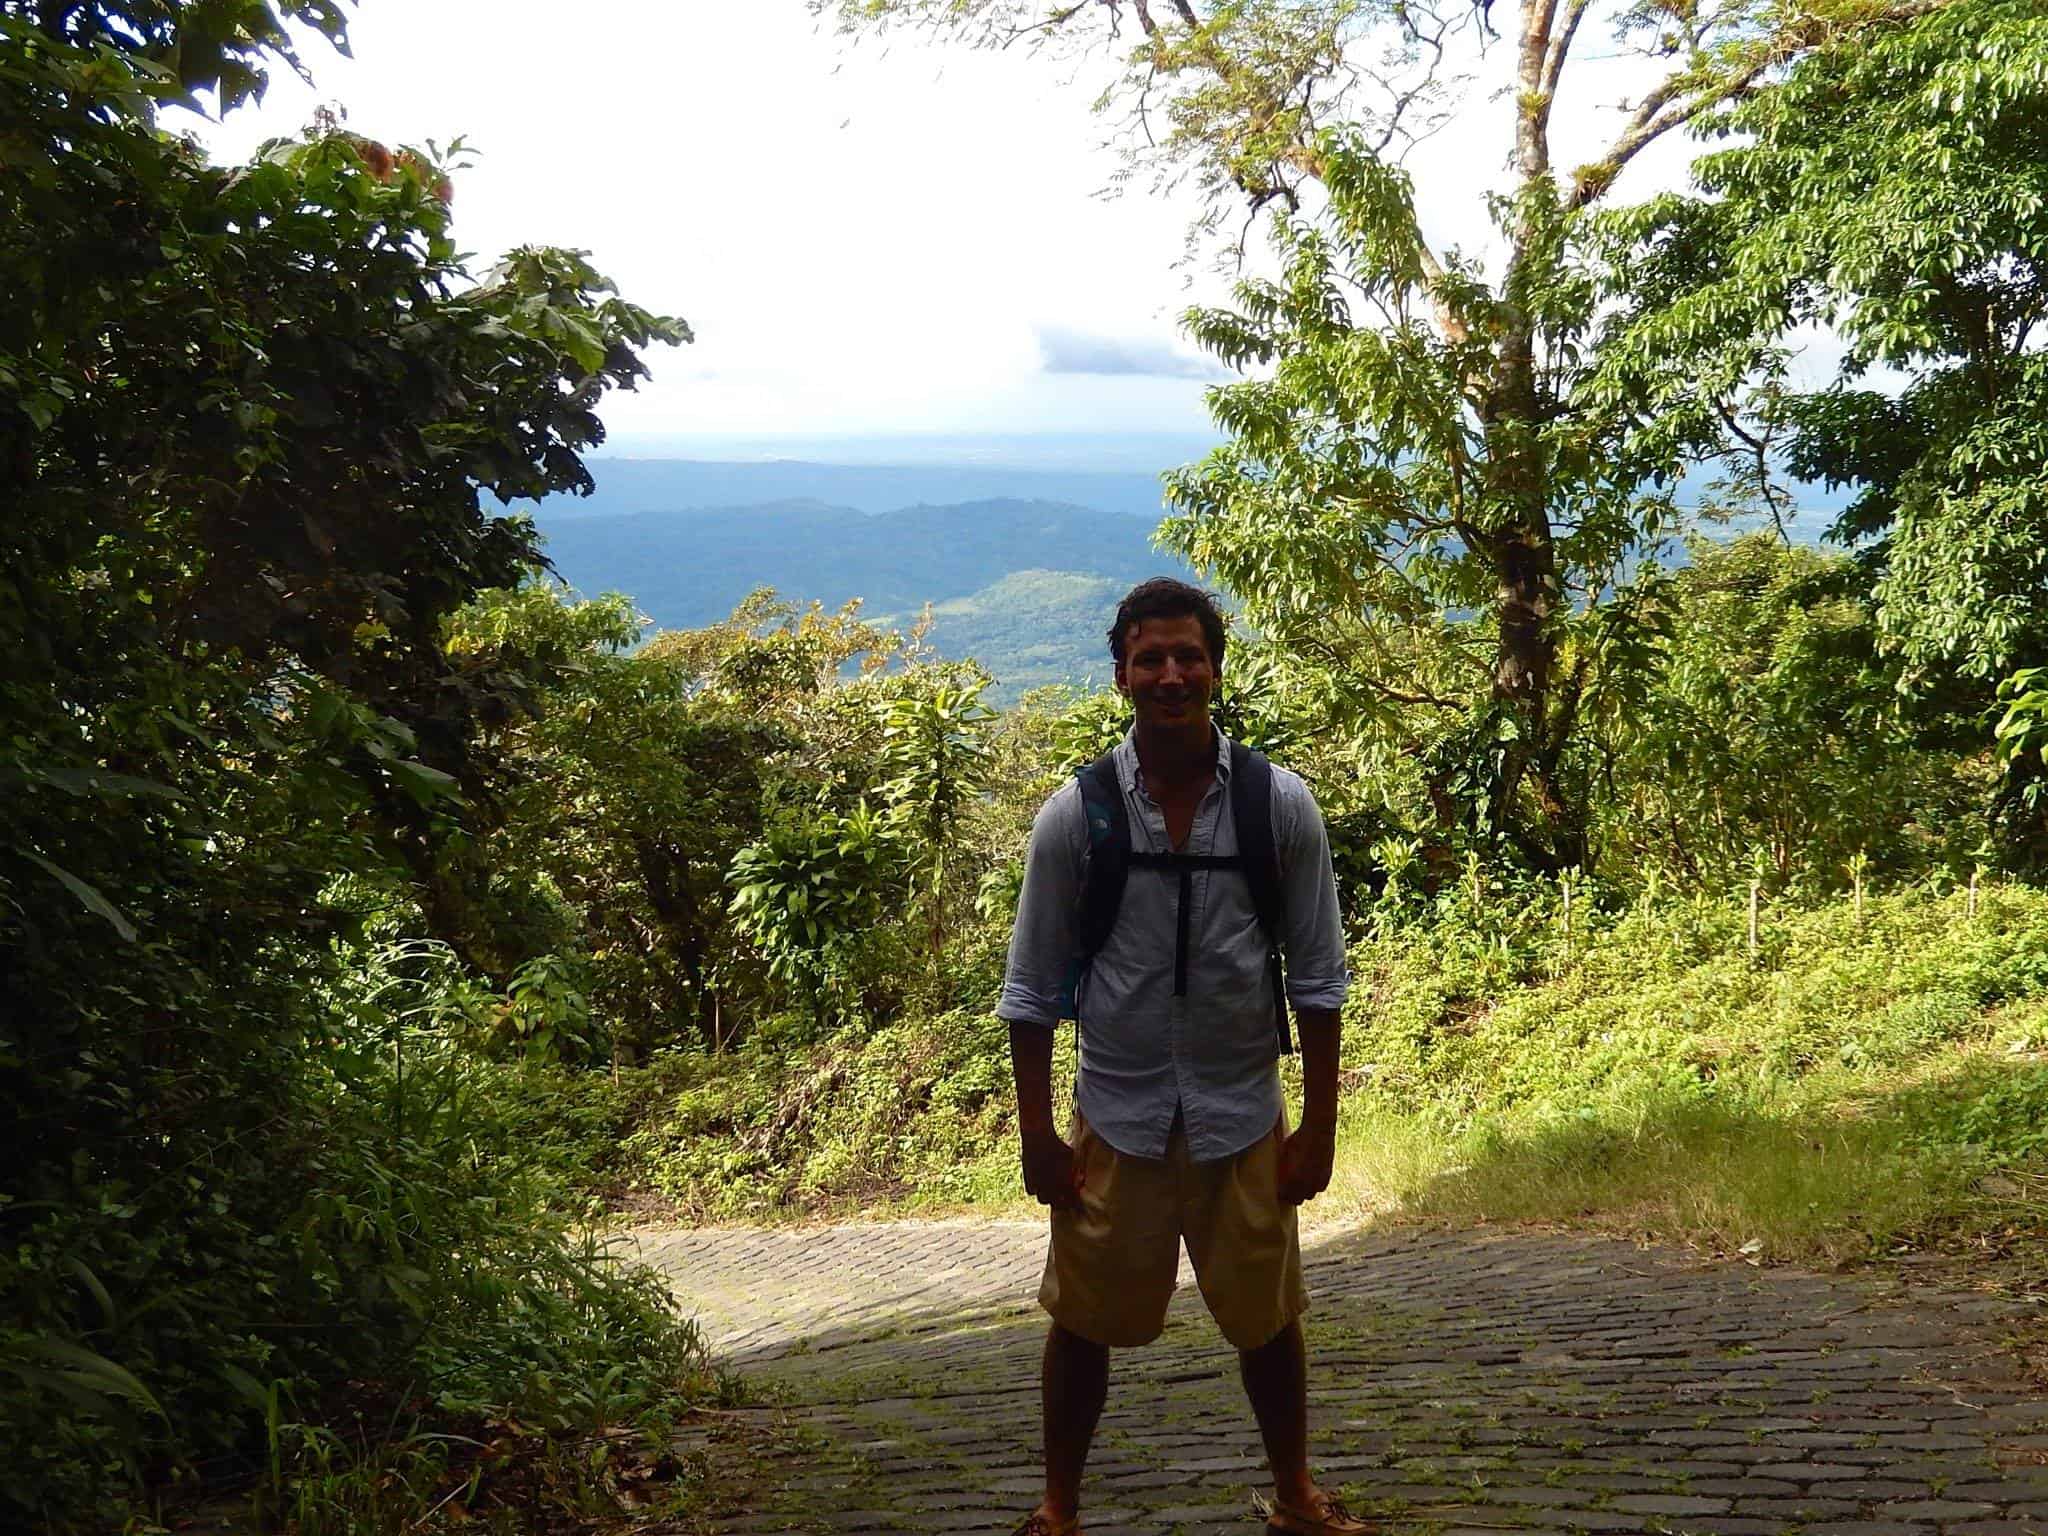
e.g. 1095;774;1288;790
535;881;2048;1276
1319;1046;2048;1270
1316;881;2048;1270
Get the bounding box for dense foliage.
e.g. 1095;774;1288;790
1610;0;2048;861
0;3;710;1527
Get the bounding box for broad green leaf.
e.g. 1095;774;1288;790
19;852;138;943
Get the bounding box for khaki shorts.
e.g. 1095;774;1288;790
1037;1110;1307;1351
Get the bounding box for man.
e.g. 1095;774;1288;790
998;577;1368;1536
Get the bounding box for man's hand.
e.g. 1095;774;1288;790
1276;1120;1337;1206
1020;1124;1085;1211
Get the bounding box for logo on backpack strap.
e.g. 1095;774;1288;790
1084;804;1115;846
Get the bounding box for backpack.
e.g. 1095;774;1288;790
1062;740;1292;1054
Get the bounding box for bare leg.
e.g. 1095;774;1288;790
1038;1322;1110;1525
1239;1317;1317;1509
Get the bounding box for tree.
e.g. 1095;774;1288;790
1599;536;1977;888
880;677;997;964
0;2;686;1517
822;0;1945;871
697;601;1000;1031
441;582;792;1055
1602;0;2048;860
438;588;1005;1051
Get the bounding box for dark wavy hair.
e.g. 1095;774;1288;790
1108;577;1228;669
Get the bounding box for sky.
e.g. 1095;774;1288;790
189;2;1774;463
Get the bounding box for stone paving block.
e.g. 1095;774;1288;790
1882;1498;1998;1520
1607;1492;1736;1515
1733;1495;1864;1518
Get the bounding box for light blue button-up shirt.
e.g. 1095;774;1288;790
997;727;1350;1163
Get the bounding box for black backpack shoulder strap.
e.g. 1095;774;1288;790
1074;751;1130;964
1228;740;1294;1054
1228;741;1284;943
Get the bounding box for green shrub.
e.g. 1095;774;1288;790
608;1008;1075;1219
1;950;718;1531
1343;880;2048;1120
1901;1060;2048;1165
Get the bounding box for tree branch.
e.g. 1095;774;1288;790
1714;398;1795;543
1539;0;1591;100
1413;241;1472;346
1569;0;1951;210
1567;59;1764;209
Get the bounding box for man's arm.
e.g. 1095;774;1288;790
999;787;1086;1210
1271;770;1351;1206
1011;1020;1083;1210
1278;1006;1341;1205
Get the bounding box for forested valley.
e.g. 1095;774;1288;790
7;1;2048;1532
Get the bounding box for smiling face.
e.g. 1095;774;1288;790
1115;613;1218;735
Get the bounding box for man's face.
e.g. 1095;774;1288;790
1115;613;1217;733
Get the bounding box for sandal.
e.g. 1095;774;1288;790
1266;1488;1377;1534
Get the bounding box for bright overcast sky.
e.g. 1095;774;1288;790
191;2;1730;457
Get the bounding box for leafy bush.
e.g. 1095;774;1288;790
2;941;719;1530
1901;1061;2048;1166
1597;535;1983;891
611;1009;1076;1219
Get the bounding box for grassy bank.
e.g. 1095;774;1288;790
1324;882;2048;1273
518;882;2048;1276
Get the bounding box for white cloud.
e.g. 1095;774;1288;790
1035;325;1230;380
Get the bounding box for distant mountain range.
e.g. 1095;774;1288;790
530;456;1858;704
533;476;1197;698
547;456;1179;520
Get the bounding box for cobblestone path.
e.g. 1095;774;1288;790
634;1221;2048;1536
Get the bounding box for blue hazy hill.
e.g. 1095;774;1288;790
533;496;1198;691
552;457;1176;521
531;455;1858;700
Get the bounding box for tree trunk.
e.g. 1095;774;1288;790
1480;317;1573;869
1470;0;1586;874
633;836;714;1049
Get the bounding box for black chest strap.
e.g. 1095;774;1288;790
1129;850;1241;998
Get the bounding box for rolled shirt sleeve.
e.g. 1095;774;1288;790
997;782;1085;1029
1272;768;1350;1012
